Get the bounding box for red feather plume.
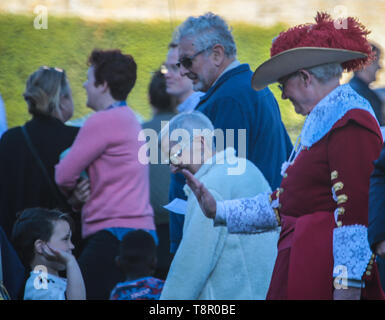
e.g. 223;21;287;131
270;12;373;71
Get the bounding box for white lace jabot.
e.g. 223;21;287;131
301;84;377;148
281;84;378;176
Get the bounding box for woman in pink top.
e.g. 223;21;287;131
55;49;155;300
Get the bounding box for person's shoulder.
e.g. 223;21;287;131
82;108;137;129
0;126;21;141
23;272;66;300
0;126;25;151
201;150;270;193
147;277;165;286
217;67;252;92
61;124;80;137
215;157;270;188
331;108;381;136
211;75;274;105
142;113;176;130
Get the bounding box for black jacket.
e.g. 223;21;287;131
0;114;79;239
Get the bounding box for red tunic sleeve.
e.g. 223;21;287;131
326;112;382;227
327;111;383;288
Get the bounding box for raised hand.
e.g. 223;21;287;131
181;169;217;219
43;244;86;300
42;243;74;265
67;178;91;209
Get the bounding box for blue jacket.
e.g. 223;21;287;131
369;142;385;290
197;63;292;189
0;226;25;299
168;63;292;253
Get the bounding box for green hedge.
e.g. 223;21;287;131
0;14;304;141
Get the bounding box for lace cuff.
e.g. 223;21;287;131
216;192;279;234
214;201;227;227
333;225;373;282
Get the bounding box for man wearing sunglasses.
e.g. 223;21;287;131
167;12;293;253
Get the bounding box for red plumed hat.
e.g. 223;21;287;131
252;12;373;90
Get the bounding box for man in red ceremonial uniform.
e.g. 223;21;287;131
181;12;385;300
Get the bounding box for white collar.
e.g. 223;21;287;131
281;84;377;176
300;83;377;148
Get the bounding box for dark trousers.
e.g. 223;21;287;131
154;223;173;280
78;230;124;300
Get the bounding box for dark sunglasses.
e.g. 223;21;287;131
176;47;210;69
41;66;65;73
40;66;66;82
277;71;300;92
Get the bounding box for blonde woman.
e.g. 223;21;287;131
0;66;87;251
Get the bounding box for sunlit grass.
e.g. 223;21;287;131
0;14;303;141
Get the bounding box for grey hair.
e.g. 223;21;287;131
159;111;215;147
176;12;237;58
305;63;343;83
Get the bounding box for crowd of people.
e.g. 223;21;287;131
0;11;385;300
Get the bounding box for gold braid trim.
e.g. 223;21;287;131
273;208;281;226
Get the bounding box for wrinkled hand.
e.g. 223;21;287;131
181;169;217;219
375;240;385;260
333;287;361;300
41;244;74;265
67;178;90;209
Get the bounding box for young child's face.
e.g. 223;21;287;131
45;220;74;271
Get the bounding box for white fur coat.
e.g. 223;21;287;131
160;148;279;300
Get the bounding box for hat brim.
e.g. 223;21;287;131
251;47;367;91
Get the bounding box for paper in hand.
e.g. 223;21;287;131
163;198;188;215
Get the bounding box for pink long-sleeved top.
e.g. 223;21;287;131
55;106;155;238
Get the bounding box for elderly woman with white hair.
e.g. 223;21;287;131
159;111;279;300
182;12;385;300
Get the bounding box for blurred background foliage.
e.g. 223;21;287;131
0;13;304;141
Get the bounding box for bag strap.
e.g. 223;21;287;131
21;126;69;210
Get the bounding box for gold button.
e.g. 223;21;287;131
337;221;342;227
367;265;373;270
337;194;348;205
283;173;288;178
333;182;344;192
366;271;371;276
331;170;338;180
